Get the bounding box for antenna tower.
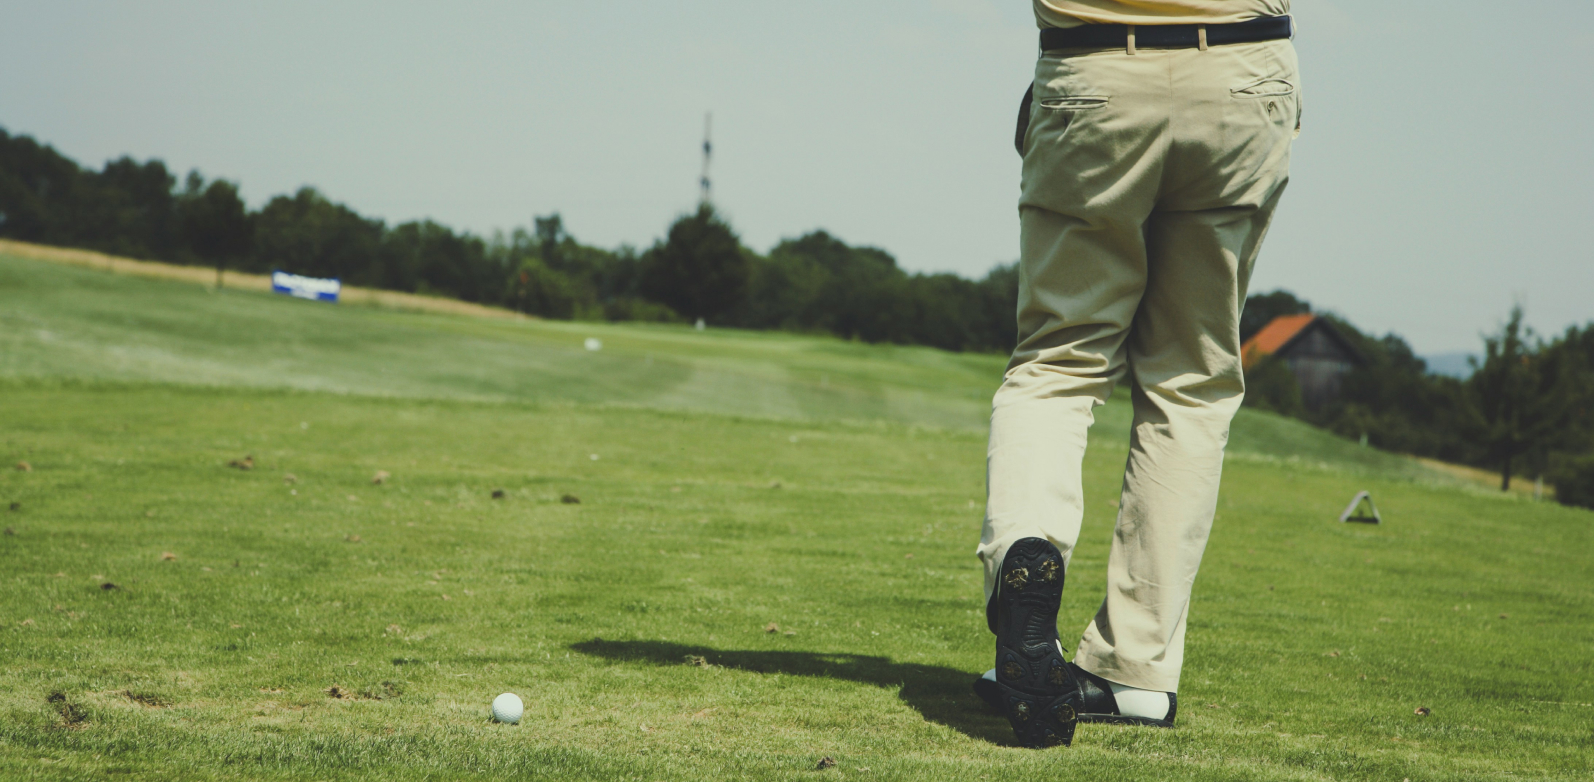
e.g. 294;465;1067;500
699;112;713;207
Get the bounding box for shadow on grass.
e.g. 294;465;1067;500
570;638;1012;745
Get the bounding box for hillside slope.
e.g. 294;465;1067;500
2;251;1440;484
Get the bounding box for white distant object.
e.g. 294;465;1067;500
584;338;602;351
1339;491;1381;524
271;270;341;302
694;318;706;331
492;692;523;724
589;454;600;461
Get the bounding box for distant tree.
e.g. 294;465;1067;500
383;219;499;303
177;173;252;289
1312;319;1468;460
1240;289;1312;343
534;213;565;269
90;157;181;259
252;187;383;283
0;128;86;245
975;262;1021;354
1464;307;1582;491
505;257;578;319
764;231;902;341
640;204;748;322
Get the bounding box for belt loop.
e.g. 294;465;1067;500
1198;25;1208;50
1126;25;1137;55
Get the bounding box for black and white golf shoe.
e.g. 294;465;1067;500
988;537;1079;748
974;663;1178;729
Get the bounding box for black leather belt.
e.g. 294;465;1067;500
1039;15;1292;51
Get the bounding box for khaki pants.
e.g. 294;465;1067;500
979;38;1299;693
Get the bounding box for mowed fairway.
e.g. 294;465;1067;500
2;254;1591;781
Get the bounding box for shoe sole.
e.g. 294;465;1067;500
991;537;1078;748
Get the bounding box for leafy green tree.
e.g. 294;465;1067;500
383;220;499;303
0;128;86;246
1314;321;1470;461
251;187;383;282
505;257;578;319
974;263;1020;354
1464;307;1582;491
177;173;252;288
91;157;181;259
535;213;565;269
640;205;748;322
1548;456;1594;509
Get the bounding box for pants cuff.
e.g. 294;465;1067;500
1072;640;1181;693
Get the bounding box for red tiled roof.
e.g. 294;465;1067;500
1241;313;1315;369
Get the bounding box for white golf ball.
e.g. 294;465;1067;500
491;692;523;724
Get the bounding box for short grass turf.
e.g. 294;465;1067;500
2;254;1592;780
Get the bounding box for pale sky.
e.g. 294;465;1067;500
3;1;1590;353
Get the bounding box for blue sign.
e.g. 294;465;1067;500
271;271;341;302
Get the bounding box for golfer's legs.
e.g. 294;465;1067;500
984;40;1297;692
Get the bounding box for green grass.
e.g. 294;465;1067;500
2;254;1590;780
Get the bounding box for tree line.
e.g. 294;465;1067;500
0;127;1017;354
1241;291;1594;509
2;126;1589;507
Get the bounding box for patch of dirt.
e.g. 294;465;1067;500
816;757;837;770
160;551;177;561
122;690;170;708
360;681;403;700
100;582;120;591
228;456;254;471
15;461;32;472
327;683;394;701
561;494;581;504
491;489;506;500
47;692;88;727
372;470;390;485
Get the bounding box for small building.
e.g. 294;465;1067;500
1241;314;1364;411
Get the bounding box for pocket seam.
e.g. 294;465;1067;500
1038;96;1110;111
1230;78;1296;99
